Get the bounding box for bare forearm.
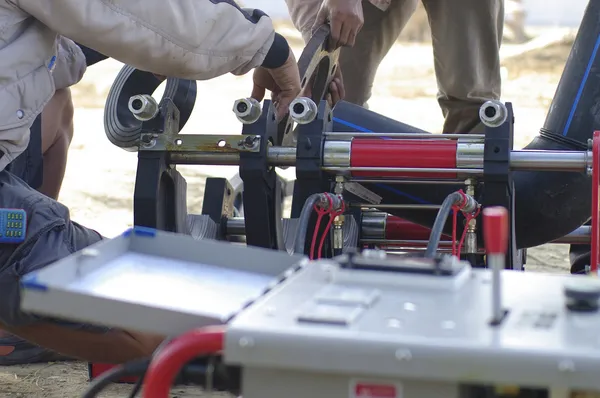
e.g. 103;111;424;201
3;322;164;364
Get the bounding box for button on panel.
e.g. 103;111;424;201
314;285;380;307
297;302;364;326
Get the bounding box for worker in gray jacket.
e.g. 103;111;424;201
286;0;504;134
0;0;300;364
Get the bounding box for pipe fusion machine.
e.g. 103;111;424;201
18;1;600;397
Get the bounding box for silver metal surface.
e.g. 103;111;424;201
266;146;297;167
169;146;296;166
510;150;590;172
456;141;484;168
128;94;159;121
226;256;600;394
233;98;262;124
163;136;591;173
324;132;485;140
20;229;306;337
349;178;462;185
355;204;441;210
360;239;452;246
361;212;387;240
323;166;483;175
479;100;508;128
323;140;351;167
289;97;318;125
488;253;504;324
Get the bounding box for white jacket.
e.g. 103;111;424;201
0;0;285;171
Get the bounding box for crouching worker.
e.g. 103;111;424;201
0;0;301;364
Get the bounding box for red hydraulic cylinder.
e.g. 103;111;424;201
350;138;458;179
385;216;450;241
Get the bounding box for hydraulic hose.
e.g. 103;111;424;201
424;192;464;258
332;0;600;249
142;326;225;398
293;193;327;255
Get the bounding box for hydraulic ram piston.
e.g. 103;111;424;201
224;216;590;245
168;139;591;175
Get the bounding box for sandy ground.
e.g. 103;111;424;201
0;28;581;397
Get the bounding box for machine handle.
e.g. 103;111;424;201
483;206;508;255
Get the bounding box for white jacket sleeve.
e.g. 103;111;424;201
52;36;88;90
285;0;324;43
12;0;289;80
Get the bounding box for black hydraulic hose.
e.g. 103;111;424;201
293;193;325;254
127;336;176;398
82;359;150;398
82;356;241;398
424;192;463;258
332;0;600;249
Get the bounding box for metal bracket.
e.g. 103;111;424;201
591;131;600;274
239;100;285;250
291;100;335;256
482;103;519;270
201;177;236;240
141;134;262;154
133;98;187;232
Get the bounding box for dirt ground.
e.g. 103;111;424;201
0;28;580;397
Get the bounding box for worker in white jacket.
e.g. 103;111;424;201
0;0;301;365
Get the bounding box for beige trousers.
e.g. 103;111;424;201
339;0;504;133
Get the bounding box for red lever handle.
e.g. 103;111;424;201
483;206;509;255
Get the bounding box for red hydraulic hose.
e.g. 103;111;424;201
142;326;225;398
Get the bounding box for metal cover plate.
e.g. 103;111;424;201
21;228;305;336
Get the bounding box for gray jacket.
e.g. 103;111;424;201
0;0;282;172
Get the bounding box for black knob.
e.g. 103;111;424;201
564;279;600;312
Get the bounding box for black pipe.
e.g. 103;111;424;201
332;0;600;249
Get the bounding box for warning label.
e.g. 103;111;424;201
350;380;402;398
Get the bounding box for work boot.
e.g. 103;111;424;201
0;331;71;366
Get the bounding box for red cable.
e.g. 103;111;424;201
310;194;333;259
142;326;225;398
316;198;346;259
450;190;469;256
456;206;481;256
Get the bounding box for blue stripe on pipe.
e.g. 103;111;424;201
332;117;432;204
561;33;600;136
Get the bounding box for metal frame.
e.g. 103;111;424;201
239;101;285;250
591;131;600;273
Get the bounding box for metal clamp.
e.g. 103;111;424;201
129;94;159;121
233;98;262;124
290;97;318;125
479;100;508;128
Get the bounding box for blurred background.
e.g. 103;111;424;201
0;2;588;396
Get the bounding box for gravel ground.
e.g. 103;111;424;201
0;30;579;397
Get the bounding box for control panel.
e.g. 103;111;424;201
225;251;600;396
0;208;26;244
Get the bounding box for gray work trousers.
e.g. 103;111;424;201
340;0;504;133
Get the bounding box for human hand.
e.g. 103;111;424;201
301;66;345;107
312;0;364;49
251;49;301;121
